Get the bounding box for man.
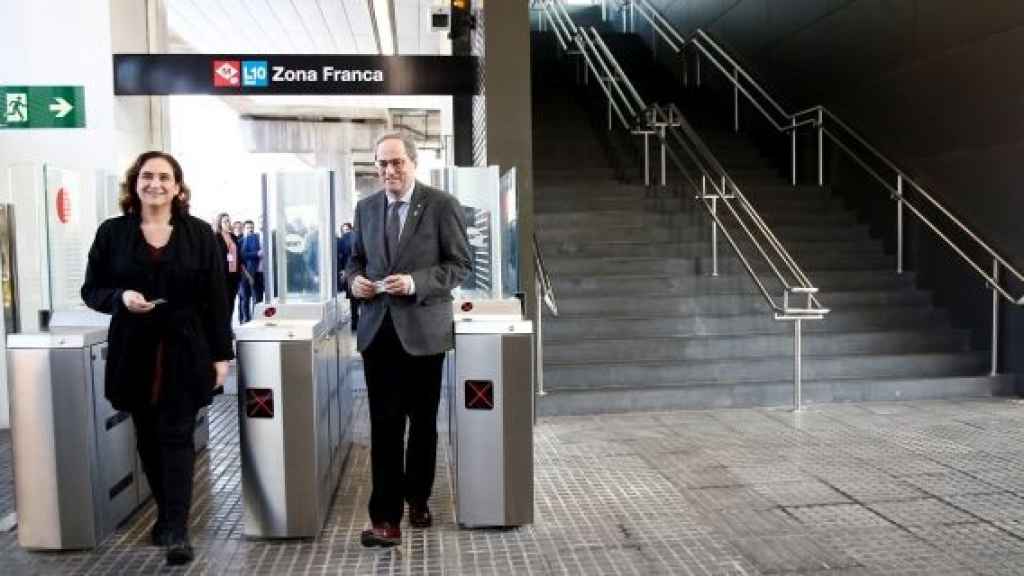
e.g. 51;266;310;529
337;222;358;330
239;220;261;323
346;133;471;548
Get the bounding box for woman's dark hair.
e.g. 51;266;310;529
119;151;191;217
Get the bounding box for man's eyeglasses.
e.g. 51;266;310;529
376;158;407;170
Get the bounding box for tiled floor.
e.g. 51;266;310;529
4;394;1024;574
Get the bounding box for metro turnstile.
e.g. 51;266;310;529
447;318;534;528
6;327;148;549
236;305;355;538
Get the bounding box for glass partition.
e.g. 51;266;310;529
500;168;519;299
266;170;337;304
44;165;90;313
433;165;522;301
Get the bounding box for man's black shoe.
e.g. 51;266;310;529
409;504;432;529
165;537;194;566
360;522;401;547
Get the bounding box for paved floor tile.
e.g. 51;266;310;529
6;397;1024;573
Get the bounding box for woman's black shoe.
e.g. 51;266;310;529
150;523;172;546
165;538;194;566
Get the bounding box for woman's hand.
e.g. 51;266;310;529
214;360;229;388
121;290;156;313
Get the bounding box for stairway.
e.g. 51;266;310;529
531;32;1012;416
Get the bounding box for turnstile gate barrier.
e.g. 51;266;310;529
447;316;534;528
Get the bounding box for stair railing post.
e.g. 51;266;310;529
607;100;612;131
535;275;546;397
601;0;607;22
897;174;904;275
817;108;824;187
710;175;718;277
733;67;739;133
660;125;667;186
790;116;797;187
682;47;688;87
630;0;635;33
643;132;651;187
696;50;701;87
793;318;803;411
992;259;1000;376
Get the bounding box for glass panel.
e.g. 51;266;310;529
443;166;501;300
5;163;44;331
43;165;90;312
268;171;334;303
500;168;519;299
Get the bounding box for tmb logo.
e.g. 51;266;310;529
213;60;240;87
242;60;268;87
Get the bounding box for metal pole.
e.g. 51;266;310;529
643;133;650;187
991;259;1000;376
897;174;904;275
790;117;797;187
601;0;607;22
696;52;701;87
630;0;635;33
583;56;589;85
607;100;612;131
682;47;688;87
733;67;739;133
793;319;803;411
535;276;546;397
711;192;718;277
817;108;824;187
660;126;666;186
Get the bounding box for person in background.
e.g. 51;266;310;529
337;222;358;330
213;213;241;318
81;151;233;566
238;220;260;323
231;220;244;239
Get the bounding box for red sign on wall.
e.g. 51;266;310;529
55;186;70;224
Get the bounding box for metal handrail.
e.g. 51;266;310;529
538;0;826;409
533;233;558;317
622;0;1024;309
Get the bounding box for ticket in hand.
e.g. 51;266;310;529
373;280;387;294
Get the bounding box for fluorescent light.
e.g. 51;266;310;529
372;0;395;55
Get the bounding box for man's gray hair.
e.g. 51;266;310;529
374;131;418;164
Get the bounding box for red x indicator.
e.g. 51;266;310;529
246;388;274;418
465;380;494;410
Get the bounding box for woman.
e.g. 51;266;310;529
81;151;233;566
214;212;241;315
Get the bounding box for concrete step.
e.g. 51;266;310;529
539;238;880;259
536;375;1014;415
551;269;915;296
544;351;987;390
535;212;859;241
544;329;971;364
543;305;947;339
551;289;931;317
543;253;894;276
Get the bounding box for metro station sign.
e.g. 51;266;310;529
0;86;85;129
114;54;479;96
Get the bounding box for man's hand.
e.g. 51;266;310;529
383;274;414;296
214;360;229;387
122;290;156;314
350;274;376;299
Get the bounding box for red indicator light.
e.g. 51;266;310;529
264;306;277;318
461;302;473;312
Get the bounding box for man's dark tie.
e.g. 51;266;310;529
386;200;404;263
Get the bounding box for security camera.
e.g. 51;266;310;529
431;6;451;32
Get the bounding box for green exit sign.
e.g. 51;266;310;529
0;86;85;129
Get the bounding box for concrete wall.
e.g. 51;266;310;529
640;0;1024;385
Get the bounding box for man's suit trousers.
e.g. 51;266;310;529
362;312;444;525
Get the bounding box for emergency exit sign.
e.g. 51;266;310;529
0;86;85;129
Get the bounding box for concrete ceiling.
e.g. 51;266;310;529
163;1;453;130
165;0;451;55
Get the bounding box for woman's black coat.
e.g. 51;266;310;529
81;213;235;417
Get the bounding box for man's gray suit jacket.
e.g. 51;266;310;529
345;181;472;356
